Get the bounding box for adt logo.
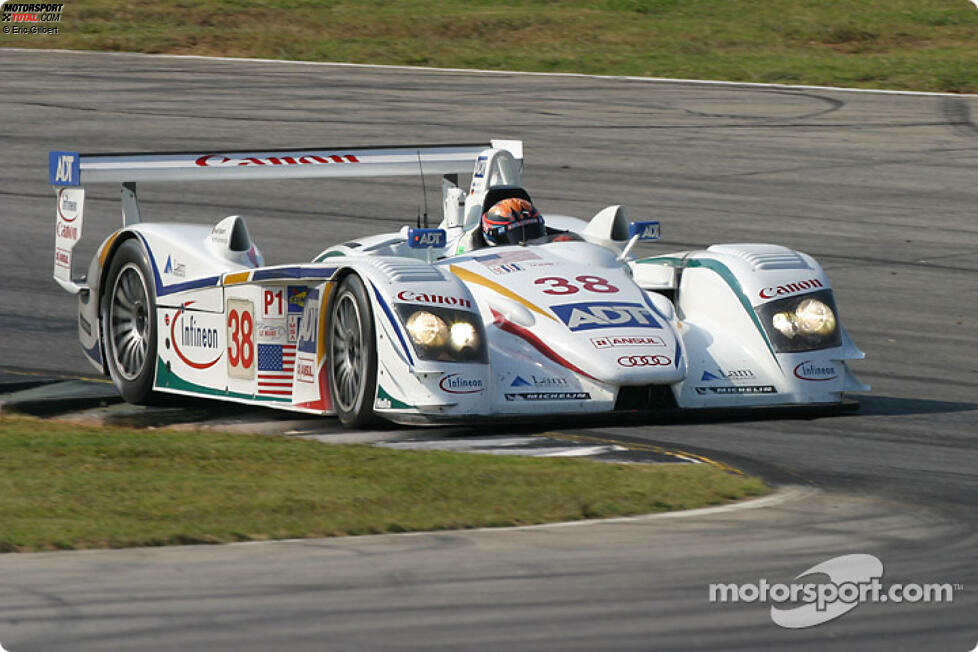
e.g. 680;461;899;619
49;151;80;186
628;220;660;241
296;288;321;355
551;301;661;332
408;228;446;249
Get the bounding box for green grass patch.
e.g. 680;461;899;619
1;0;976;92
0;416;765;552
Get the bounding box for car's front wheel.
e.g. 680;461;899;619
327;274;378;428
101;239;158;404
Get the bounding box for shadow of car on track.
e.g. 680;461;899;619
851;394;978;417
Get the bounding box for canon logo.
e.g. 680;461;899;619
617;355;672;368
397;290;471;309
759;278;824;300
57;223;78;240
194;153;360;167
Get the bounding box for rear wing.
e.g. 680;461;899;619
49;140;523;293
48;141;522;185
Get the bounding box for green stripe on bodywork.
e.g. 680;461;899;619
376;385;411;409
155;358;290;403
313;251;346;262
635;255;778;362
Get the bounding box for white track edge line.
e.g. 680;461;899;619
223;484;819;547
3;47;975;98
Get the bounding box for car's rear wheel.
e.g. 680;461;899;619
328;274;377;428
102;239;158;404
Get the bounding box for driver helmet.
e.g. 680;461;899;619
481;197;546;246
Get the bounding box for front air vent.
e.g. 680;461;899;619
614;385;678;411
707;244;810;271
362;257;444;283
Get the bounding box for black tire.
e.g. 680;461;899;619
327;274;378;428
101;239;158;404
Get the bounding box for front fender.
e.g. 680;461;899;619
636;243;867;407
337;256;491;417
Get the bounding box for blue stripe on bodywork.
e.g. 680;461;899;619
640;291;669;324
135;233;221;297
83;339;102;366
134;234;336;296
370;282;414;365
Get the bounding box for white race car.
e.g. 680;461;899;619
50;140;868;427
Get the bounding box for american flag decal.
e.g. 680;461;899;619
257;343;296;397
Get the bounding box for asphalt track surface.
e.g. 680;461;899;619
1;49;977;651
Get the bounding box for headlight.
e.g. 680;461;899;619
406;311;448;348
396;304;488;363
795;299;836;335
757;290;843;353
772;299;837;339
450;321;478;351
772;311;798;338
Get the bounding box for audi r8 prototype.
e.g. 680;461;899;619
49;140;868;427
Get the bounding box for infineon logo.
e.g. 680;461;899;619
169;303;222;370
438;373;484;394
591;335;665;349
793;360;838;382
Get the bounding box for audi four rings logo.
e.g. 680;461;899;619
617;355;672;367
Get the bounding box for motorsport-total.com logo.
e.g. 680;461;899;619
1;1;63;34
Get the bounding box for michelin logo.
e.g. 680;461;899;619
551;301;661;332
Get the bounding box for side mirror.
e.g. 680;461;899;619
618;221;661;262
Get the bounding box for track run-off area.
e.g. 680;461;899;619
1;49;977;651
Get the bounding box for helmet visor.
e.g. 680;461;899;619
485;211;546;246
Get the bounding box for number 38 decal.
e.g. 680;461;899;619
534;275;619;295
227;299;255;379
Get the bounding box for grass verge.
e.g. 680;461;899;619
0;416;766;552
1;0;976;92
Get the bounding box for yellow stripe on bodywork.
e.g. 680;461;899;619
98;230;123;267
222;271;252;286
449;264;556;322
